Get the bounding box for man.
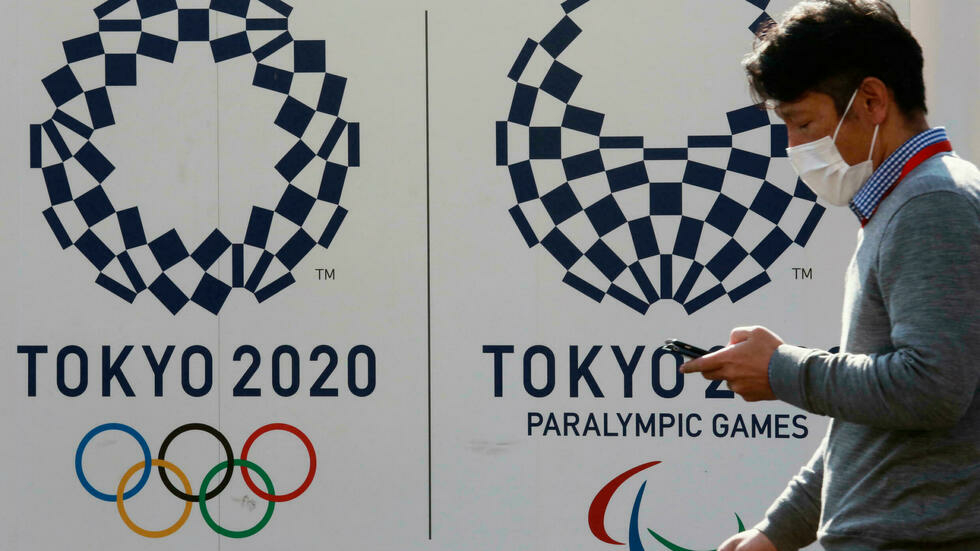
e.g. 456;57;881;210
679;1;980;550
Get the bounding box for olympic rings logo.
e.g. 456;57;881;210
75;422;315;538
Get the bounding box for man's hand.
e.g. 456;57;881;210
679;326;782;402
718;529;778;551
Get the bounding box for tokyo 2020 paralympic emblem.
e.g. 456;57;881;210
496;0;825;315
75;422;315;538
590;462;744;551
30;0;359;315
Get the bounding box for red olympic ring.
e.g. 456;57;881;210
240;423;317;502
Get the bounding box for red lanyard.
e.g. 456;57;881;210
862;139;953;226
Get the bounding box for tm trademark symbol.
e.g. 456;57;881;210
792;267;814;280
316;268;336;281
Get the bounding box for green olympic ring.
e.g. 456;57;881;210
198;459;277;539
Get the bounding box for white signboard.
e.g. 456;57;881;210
0;0;911;550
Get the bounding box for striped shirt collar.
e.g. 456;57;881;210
850;127;950;222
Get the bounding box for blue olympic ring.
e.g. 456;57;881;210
75;422;152;502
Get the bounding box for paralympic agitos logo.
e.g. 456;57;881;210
590;462;743;551
75;422;315;538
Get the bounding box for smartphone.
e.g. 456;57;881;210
662;339;709;359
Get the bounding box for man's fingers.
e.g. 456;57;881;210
701;368;728;381
717;534;742;551
729;326;756;345
680;344;736;373
679;353;720;373
679;359;704;373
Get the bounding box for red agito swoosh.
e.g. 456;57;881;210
588;461;661;545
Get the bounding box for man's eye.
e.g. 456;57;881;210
800;122;810;130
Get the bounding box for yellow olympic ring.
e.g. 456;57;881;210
116;459;193;538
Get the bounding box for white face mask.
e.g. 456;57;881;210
786;89;879;206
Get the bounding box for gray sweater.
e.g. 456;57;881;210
755;152;980;551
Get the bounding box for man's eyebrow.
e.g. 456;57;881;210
775;105;800;120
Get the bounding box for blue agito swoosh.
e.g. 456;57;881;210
629;482;745;551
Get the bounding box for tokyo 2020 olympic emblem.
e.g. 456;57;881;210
30;0;359;315
75;422;315;538
496;0;825;315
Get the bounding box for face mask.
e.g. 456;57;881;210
786;89;879;206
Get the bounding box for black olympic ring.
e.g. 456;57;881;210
157;423;234;502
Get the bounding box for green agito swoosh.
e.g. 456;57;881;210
647;513;745;551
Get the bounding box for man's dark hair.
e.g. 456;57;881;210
744;0;926;116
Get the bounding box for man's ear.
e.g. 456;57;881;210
858;77;890;126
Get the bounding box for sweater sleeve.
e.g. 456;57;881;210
753;432;825;551
768;191;980;429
